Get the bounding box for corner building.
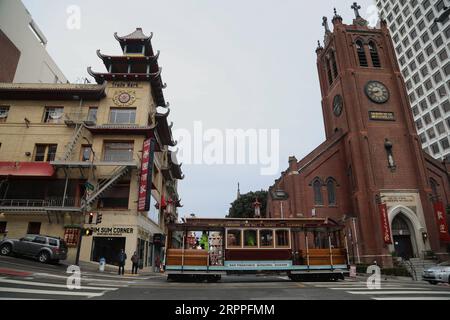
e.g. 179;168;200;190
0;28;183;272
266;7;450;266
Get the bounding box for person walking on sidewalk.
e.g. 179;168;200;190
118;249;127;275
131;252;139;275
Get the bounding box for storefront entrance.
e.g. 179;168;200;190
91;237;126;266
392;214;415;260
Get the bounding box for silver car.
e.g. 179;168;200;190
422;261;450;285
0;234;67;263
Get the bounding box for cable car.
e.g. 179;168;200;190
164;217;350;282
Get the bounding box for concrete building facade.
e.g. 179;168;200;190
375;0;450;159
0;0;67;84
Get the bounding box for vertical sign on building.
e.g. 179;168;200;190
433;201;450;242
138;138;156;212
378;203;392;244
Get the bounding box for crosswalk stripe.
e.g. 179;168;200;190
374;297;450;300
330;287;427;291
348;291;450;295
0;287;104;297
35;273;135;284
0;278;118;291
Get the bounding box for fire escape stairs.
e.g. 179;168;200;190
60;124;85;161
81;165;130;210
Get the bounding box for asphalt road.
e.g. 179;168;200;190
1;255;450;300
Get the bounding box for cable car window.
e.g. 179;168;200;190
260;230;274;247
244;230;257;247
227;230;241;248
275;230;289;247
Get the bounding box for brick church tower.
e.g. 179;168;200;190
267;3;450;266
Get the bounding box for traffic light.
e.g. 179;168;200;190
88;212;94;224
83;228;93;236
96;212;102;224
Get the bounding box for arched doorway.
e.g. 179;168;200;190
392;214;415;260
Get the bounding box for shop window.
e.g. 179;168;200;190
103;141;134;162
27;222;41;235
43;107;64;124
275;230;289;248
109;108;136;124
244;230;257;247
91;236;126;266
260;230;274;247
34;144;57;162
227;230;241;248
0;106;9;123
64;228;80;247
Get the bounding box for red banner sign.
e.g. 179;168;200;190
379;203;392;244
138;138;156;212
433;201;450;243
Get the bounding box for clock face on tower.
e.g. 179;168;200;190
365;81;390;104
333;94;343;117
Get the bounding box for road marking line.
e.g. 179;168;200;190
330;287;427;290
348;291;450;295
0;298;51;300
0;287;104;297
374;297;450;300
0;278;118;291
34;273;135;284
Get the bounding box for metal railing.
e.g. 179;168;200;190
0;197;77;208
64;113;96;124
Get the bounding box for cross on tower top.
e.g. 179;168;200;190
351;2;362;18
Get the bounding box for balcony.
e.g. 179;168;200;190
0;197;81;213
64;113;96;127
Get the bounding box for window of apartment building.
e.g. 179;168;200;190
441;138;450;150
409;61;417;72
412;105;419;116
43;107;64;124
424;79;433;91
400;56;406;66
420;133;427;144
409;92;417;103
425;45;434;57
431;142;440;155
406;49;414;59
406;18;413;28
81;145;93;162
444;63;450;77
98;181;130;209
423;113;432;125
438;86;447;98
411;0;418;8
439;49;449;62
414;8;422;19
403;37;410;48
428;93;437;105
416;119;423;130
447;117;450;130
429;58;438;70
434;71;443;83
418;19;425;31
436;0;445;11
422;31;430;43
103;141;134;162
34;144;57;162
109;108;136;124
412;39;420;50
0;106;9;123
420;99;428;111
445;25;450;40
420;65;428;77
434;35;444;48
427;127;436;140
436;121;446;135
27;222;41;235
87;107;98;123
0;222;6;234
416;86;424;98
430;23;439;35
442;101;450;113
425;10;435;23
432;107;442;119
413;73;421;84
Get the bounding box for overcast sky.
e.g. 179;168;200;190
23;0;376;218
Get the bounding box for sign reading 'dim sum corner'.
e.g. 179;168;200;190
369;111;396;121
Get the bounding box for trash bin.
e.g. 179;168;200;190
99;258;106;272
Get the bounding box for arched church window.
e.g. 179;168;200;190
326;178;337;206
313;179;323;206
356;40;368;67
330;50;339;78
369;41;381;68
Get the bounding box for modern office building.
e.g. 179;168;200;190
375;0;450;159
0;0;67;83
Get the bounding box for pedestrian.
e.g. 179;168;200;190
131;251;139;275
118;249;127;275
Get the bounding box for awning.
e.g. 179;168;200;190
0;162;55;177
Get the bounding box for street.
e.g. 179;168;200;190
1;256;450;300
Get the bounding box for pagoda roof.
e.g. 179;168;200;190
115;28;152;42
0;83;106;101
162;151;184;181
155;108;177;147
96;49;160;63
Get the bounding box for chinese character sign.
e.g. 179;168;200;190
379;203;392;244
433;201;450;242
138;138;156;212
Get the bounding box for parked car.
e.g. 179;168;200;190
422;261;450;285
0;234;67;263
